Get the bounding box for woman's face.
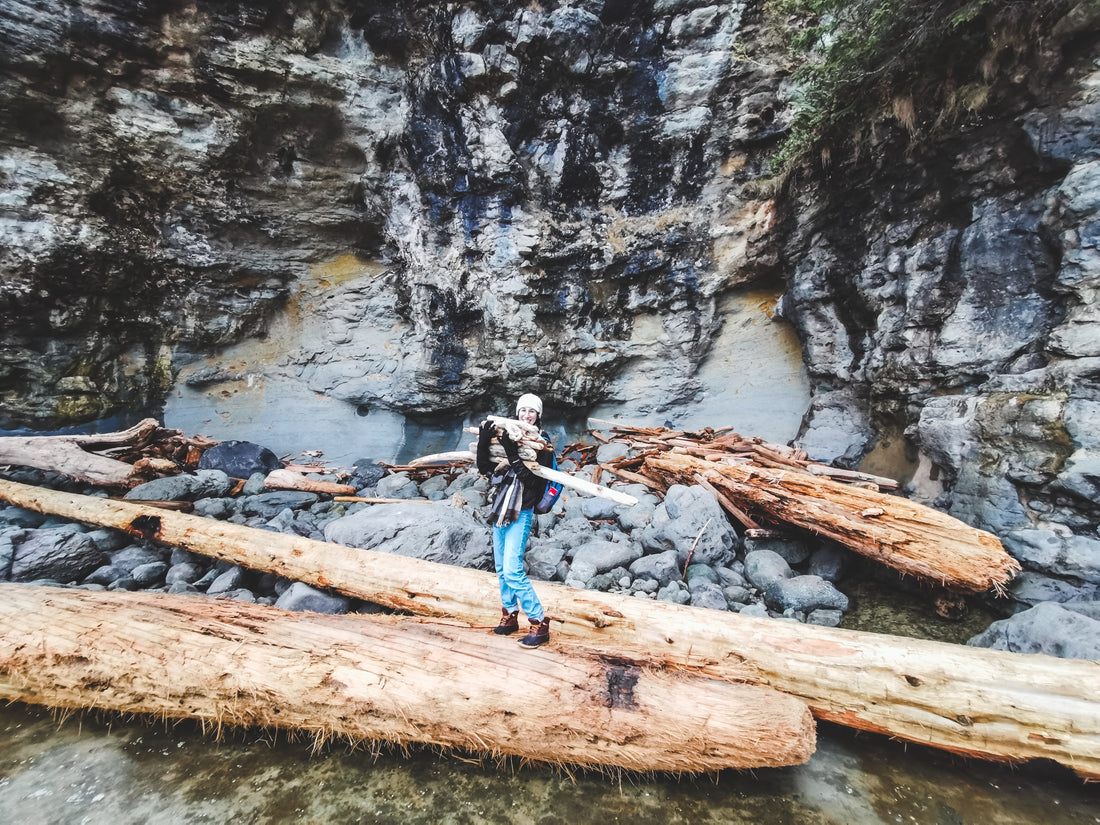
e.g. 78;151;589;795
516;406;539;426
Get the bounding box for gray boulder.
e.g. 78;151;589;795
738;603;770;618
241;491;320;518
125;470;233;501
375;472;420;499
723;585;752;605
640;484;736;566
165;561;205;585
808;545;849;582
324;502;490;569
617;501;654;531
565;558;597;588
111;545;167;573
808;608;844;627
1008;571;1100;611
84;564;128;586
716;566;747;588
967;602;1100;660
274;582;349;614
1059;600;1100;620
1004;528;1100;583
207;566;246;595
241;472;268;495
685;564;718;586
419;474;450;496
0;529;21;579
629;549;681;587
580;497;621;521
570;539;643;574
221;588;257;603
743;549;795;590
129;561;168;586
11;526;106;583
689;581;729;611
765;575;849;613
743;534;812;566
0;505;45;528
525;544;565;580
595;441;631;463
192;497;236;519
85;528;129;554
657;580;691;605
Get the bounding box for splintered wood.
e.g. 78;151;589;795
590;421;1018;594
645;452;1017;593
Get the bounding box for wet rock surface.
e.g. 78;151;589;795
0;0;805;440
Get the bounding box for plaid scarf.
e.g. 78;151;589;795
489;465;525;527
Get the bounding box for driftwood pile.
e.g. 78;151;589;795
389;418;1019;595
0;418;214;487
583;421;1019;595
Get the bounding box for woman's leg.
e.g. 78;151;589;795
499;510;543;621
492;523;518;613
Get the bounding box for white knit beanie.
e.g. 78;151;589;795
515;393;543;417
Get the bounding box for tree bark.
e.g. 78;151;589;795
643;452;1020;594
0;479;1097;781
0;583;814;773
0;419;163;486
0;418;206;487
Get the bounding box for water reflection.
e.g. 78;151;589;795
0;705;1094;825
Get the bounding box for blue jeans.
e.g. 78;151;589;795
492;508;544;622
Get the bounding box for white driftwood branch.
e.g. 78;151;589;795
523;461;638;506
263;469;356;496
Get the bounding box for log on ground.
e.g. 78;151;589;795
0;418;162;486
0;479;1097;781
0;583;815;773
643;452;1019;594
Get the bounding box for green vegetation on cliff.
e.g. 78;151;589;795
767;0;1096;171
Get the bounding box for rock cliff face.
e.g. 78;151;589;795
1;1;1098;595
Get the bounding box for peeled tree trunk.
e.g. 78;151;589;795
0;418;162;486
643;452;1020;594
0;584;815;773
0;479;1097;780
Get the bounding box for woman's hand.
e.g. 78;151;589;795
498;428;520;460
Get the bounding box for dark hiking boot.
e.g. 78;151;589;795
518;617;550;648
493;609;519;635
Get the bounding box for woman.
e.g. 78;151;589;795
476;392;555;648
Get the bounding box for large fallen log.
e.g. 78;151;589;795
1;479;1097;779
0;418;162;486
643;452;1019;594
0;584;814;773
0;418;216;487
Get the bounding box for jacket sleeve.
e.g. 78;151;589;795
475;420;495;476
